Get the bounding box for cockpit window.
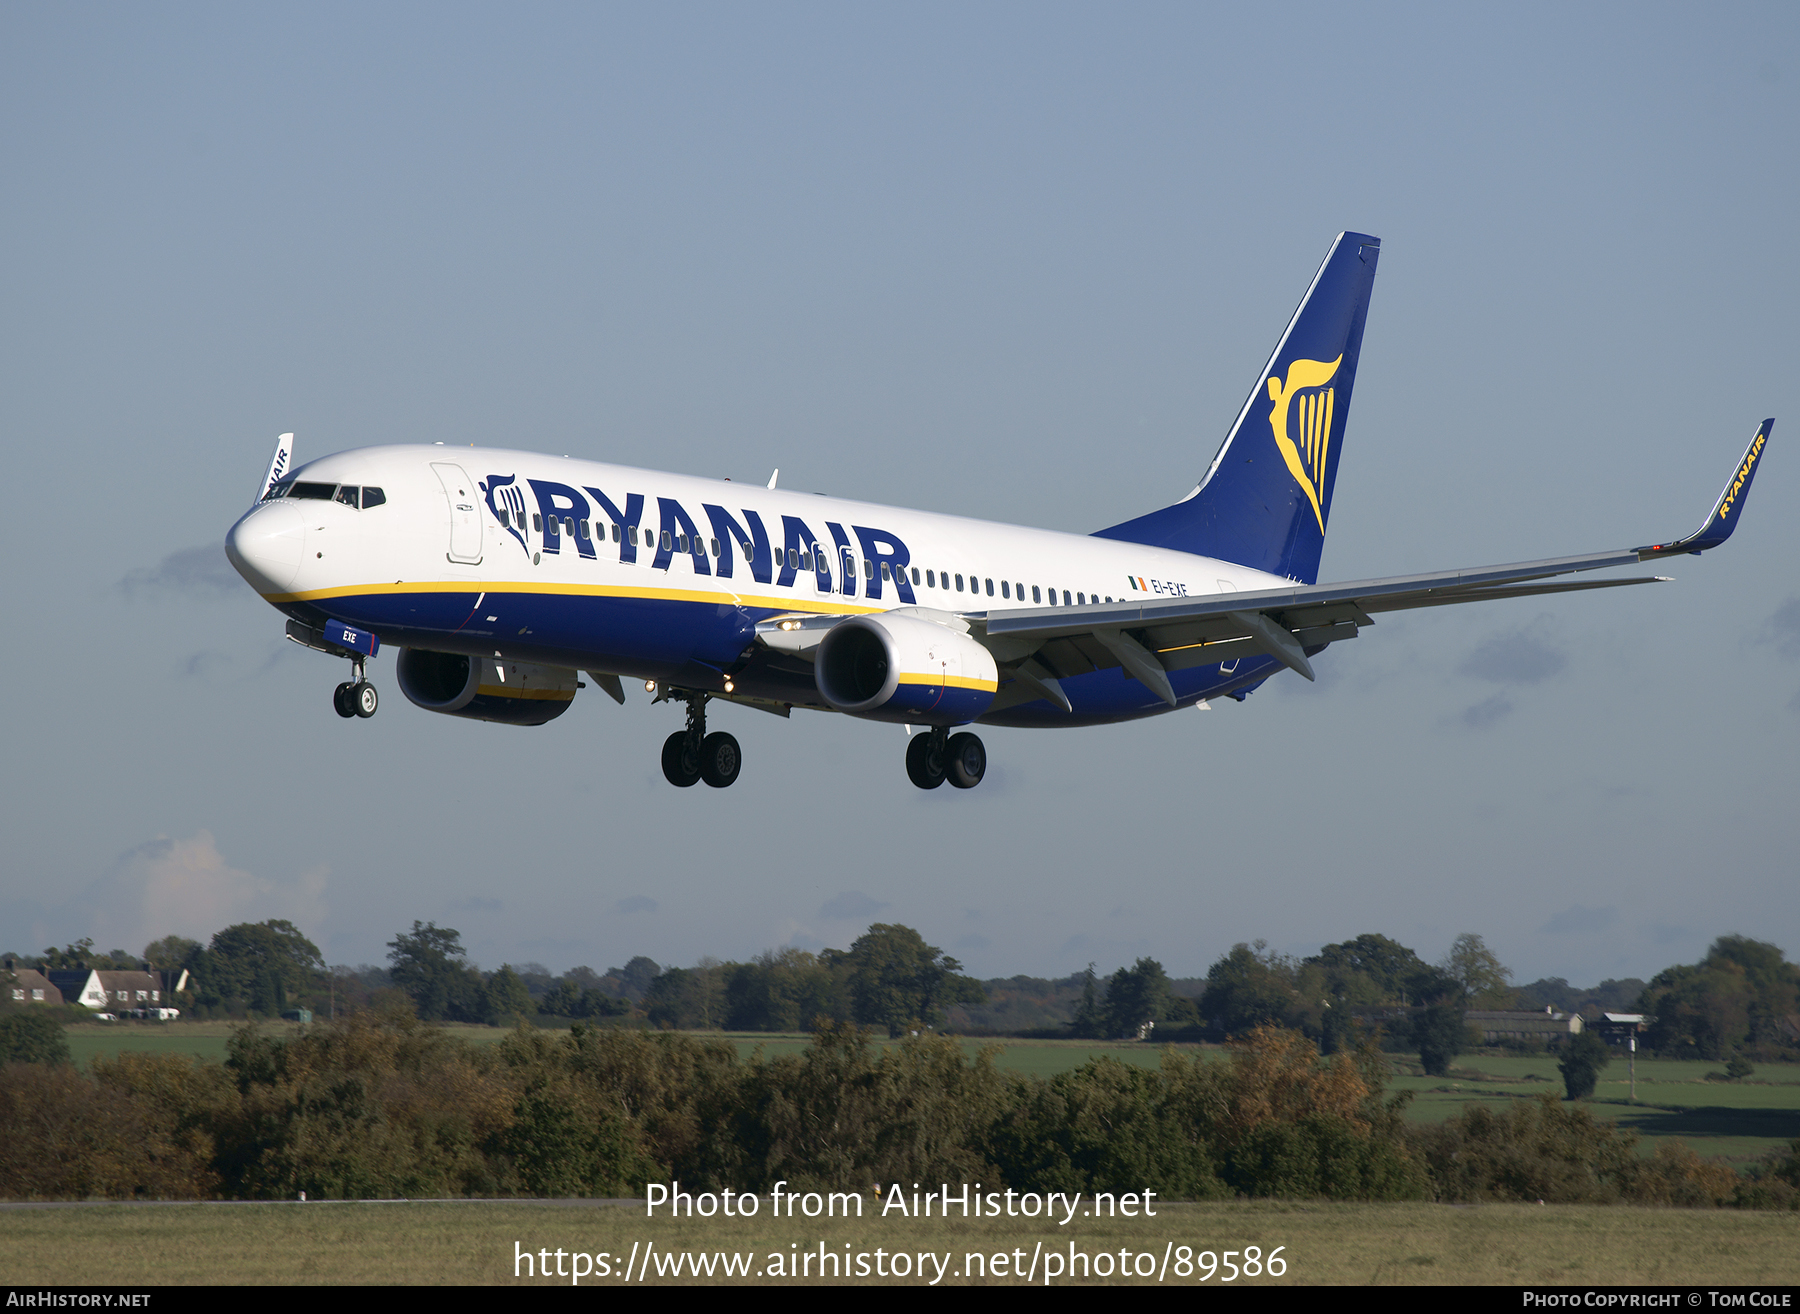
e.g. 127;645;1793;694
261;479;384;507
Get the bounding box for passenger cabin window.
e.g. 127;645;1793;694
1077;593;1085;605
955;574;964;592
578;520;590;540
533;514;543;532
880;561;891;581
1032;585;1041;603
985;578;994;596
911;567;921;585
926;570;936;588
1001;581;1010;599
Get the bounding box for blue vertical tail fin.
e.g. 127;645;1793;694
1094;231;1381;583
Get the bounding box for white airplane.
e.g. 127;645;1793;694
225;232;1771;791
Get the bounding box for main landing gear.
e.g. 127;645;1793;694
332;656;378;720
659;690;741;789
906;727;986;790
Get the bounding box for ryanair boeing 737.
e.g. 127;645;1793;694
225;232;1772;791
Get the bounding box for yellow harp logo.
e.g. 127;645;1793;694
1266;354;1342;533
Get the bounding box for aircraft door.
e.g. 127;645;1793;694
812;541;833;596
432;462;484;564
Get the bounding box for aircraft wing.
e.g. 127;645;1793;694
981;419;1773;708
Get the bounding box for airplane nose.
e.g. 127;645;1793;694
226;502;304;593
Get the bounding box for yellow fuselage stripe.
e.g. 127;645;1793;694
263;578;883;617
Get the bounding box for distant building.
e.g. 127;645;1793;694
45;968;168;1012
1465;1007;1584;1044
1591;1012;1649;1048
3;963;64;1006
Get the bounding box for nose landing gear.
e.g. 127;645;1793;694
332;656;378;719
659;690;741;788
906;728;986;790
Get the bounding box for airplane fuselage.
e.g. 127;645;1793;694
227;443;1294;727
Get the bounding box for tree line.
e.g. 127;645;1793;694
8;924;1797;1070
1;1006;1795;1207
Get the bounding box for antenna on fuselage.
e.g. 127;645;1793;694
767;468;779;490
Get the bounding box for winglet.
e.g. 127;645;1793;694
255;432;295;506
1637;419;1773;559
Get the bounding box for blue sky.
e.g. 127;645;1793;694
3;3;1797;988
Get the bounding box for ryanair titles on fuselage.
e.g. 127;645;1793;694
485;470;921;602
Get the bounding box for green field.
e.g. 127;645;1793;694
3;1199;1796;1285
66;1022;1800;1167
1388;1052;1800;1169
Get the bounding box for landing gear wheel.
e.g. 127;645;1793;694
906;731;946;789
353;681;379;718
661;730;701;787
333;682;356;718
699;731;741;788
946;732;986;789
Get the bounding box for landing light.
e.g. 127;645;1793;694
644;680;657;692
724;679;735;693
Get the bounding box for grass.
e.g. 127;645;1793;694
1386;1052;1800;1168
2;1199;1795;1285
64;1019;295;1069
64;1022;1800;1167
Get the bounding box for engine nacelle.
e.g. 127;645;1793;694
395;649;578;725
814;612;998;724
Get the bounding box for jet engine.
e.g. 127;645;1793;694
814;612;998;724
395;649;578;725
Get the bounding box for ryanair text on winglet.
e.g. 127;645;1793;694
1718;429;1766;523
